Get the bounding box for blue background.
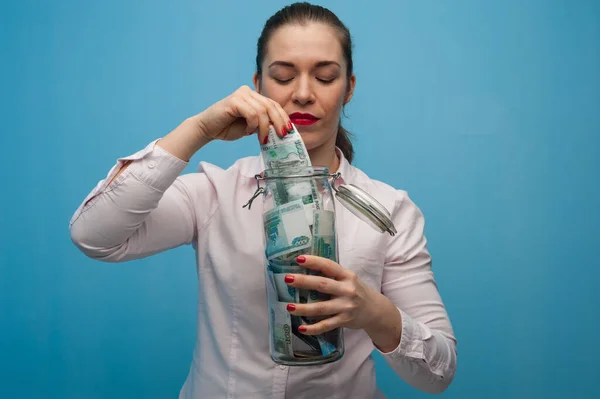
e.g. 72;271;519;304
1;0;599;398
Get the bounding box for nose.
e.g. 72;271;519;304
292;75;316;106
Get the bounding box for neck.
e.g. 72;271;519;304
308;139;340;173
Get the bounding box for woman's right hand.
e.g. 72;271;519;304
193;85;292;145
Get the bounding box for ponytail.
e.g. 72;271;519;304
335;122;354;164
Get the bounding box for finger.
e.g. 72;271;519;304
287;297;347;318
243;95;271;144
272;99;294;135
233;98;259;136
298;314;347;336
295;255;351;280
249;91;290;137
285;273;349;297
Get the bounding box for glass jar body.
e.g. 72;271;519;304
261;166;344;366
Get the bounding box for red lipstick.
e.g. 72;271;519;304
289;112;319;126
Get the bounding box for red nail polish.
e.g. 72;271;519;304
296;255;306;264
286;303;296;312
298;325;307;333
281;126;287;136
284;275;295;283
287;121;293;131
262;136;269;145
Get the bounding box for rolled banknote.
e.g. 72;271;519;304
260;124;310;170
298;210;338;304
268;263;304;274
269;302;295;358
264;199;312;260
260;124;322;224
310;210;337;262
270;179;319;226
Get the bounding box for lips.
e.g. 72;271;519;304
289;112;319;126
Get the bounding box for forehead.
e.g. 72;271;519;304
265;22;344;66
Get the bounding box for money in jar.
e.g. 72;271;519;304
244;125;397;366
261;165;343;366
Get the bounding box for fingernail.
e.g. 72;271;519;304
284;275;295;283
286;303;296;312
281;126;287;136
287;121;293;131
298;325;307;333
296;255;306;264
262;136;269;145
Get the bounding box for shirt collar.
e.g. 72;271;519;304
242;147;352;186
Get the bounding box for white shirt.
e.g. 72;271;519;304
69;139;457;398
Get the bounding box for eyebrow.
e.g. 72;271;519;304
268;60;341;69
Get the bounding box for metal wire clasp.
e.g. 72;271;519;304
242;172;342;210
242;174;265;210
330;172;342;192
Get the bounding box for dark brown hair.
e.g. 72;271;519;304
255;2;355;163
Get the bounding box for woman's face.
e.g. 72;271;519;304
254;22;355;152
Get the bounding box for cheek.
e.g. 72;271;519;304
260;81;289;103
321;84;347;110
319;93;346;119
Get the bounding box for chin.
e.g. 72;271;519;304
297;131;318;151
297;129;333;152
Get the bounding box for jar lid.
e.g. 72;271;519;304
335;184;397;236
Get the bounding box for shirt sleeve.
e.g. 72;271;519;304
69;139;218;262
376;191;457;394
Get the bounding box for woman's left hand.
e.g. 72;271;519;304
284;254;381;335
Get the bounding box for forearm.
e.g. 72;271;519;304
157;115;213;162
364;292;456;394
106;116;210;187
364;293;403;353
378;310;456;394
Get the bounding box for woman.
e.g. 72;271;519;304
70;2;457;398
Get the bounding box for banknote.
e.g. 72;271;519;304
260;125;310;170
296;316;337;357
291;315;322;356
305;288;329;304
268;263;304;274
264;199;312;260
310;210;337;262
274;248;307;264
271;179;320;226
269;301;294;357
260;124;322;223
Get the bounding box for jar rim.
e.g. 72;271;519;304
262;166;331;179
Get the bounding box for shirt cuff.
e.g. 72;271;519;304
375;307;431;361
124;140;188;192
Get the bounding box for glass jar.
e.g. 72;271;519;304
244;166;397;366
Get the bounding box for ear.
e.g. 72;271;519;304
253;72;261;93
344;74;356;105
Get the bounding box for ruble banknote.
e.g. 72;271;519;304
264;199;312;260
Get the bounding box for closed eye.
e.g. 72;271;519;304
317;78;335;84
273;77;293;84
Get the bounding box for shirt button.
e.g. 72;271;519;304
278;365;287;370
148;161;156;169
